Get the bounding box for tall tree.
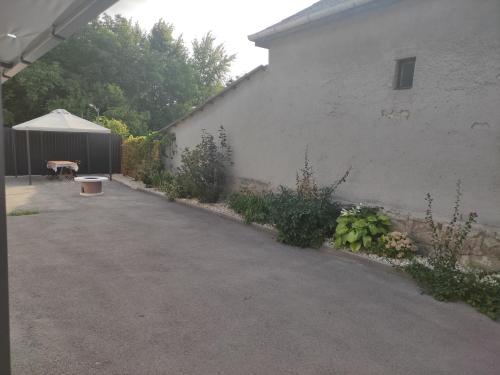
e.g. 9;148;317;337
191;32;236;104
2;15;235;134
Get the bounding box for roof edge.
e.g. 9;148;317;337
161;65;268;132
248;0;375;46
1;0;118;83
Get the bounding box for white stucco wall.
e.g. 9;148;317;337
169;0;500;229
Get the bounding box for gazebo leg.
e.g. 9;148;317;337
108;133;112;181
26;130;32;186
86;134;91;174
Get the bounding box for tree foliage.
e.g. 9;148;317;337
97;116;130;138
2;15;235;134
191;32;236;104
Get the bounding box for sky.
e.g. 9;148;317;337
108;0;316;78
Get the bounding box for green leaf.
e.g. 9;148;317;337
352;219;367;229
334;236;343;248
335;224;349;235
340;234;349;245
362;235;372;249
357;229;368;238
336;217;350;224
377;214;391;225
379;227;389;235
368;224;379;235
350;242;362;252
366;215;378;222
345;230;360;244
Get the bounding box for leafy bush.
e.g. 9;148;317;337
333;206;390;252
151;170;174;190
228;191;272;224
406;262;500;320
97;116;130;138
405;181;500;320
264;152;350;248
268;186;342;248
424;180;478;267
122;131;173;185
226;152;349;248
121;136;147;179
175;126;232;203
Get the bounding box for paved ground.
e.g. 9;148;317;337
6;176;500;375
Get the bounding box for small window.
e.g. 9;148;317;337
394;57;416;90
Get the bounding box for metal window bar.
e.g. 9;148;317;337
395;57;416;90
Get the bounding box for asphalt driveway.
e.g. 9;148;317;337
6;177;500;374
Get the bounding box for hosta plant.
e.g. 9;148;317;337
333;205;391;252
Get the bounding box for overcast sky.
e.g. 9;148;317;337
108;0;316;77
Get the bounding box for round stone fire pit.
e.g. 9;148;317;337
74;176;109;196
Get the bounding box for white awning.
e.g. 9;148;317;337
12;109;111;134
0;0;118;82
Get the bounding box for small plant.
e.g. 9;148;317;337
295;148;319;199
406;261;500;320
405;181;499;320
424;180;478;267
266;152;350;248
8;208;40;216
268;186;342;248
333;205;390;252
379;231;417;259
176;126;232;203
151;170;175;191
122;132;163;182
227;191;272;224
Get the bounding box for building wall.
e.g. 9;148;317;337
169;0;500;230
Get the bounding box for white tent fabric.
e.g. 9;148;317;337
12;109;113;186
12;109;110;134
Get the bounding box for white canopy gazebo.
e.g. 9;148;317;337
12;109;112;185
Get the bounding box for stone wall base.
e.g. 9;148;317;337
388;212;500;271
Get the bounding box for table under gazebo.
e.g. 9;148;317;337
12;109;113;185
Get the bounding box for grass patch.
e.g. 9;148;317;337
8;208;40;217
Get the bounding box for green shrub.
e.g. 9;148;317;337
333;206;390;252
268;186;342;248
227;152;349;249
424;180;478;267
122;131;173;184
405;181;500;320
406;262;500;320
97;116;130;138
121;136;147;179
228;191;272;225
151;170;174;190
175;127;232;203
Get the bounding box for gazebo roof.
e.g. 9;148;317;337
12;109;110;134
